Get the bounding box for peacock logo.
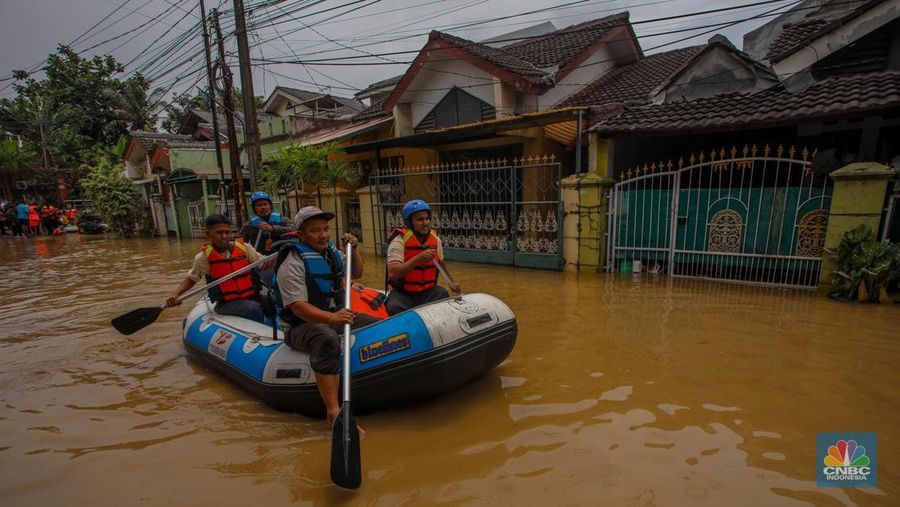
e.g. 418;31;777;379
818;433;876;487
823;440;869;467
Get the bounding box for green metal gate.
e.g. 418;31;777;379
606;145;833;288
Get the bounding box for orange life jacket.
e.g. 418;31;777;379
389;227;439;293
203;239;255;302
351;287;388;318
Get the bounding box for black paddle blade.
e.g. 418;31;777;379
330;401;361;489
111;307;163;335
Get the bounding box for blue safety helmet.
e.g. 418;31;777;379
250;191;272;205
401;199;431;222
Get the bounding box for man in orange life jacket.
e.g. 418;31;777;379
165;214;268;323
384;199;460;316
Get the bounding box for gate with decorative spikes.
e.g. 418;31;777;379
606;145;833;289
370;155;563;270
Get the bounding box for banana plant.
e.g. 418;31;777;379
827;225;900;303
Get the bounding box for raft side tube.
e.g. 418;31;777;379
182;293;517;415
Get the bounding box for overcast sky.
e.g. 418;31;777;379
0;0;787;105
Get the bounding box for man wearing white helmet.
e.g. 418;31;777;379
272;206;381;428
384;199;460;316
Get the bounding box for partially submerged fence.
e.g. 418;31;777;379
606;145;833;288
369;156;564;269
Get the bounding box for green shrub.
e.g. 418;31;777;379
81;158;143;237
827;225;900;303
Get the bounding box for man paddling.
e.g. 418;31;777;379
239;191;290;254
165;214;269;323
384;199;460;315
273;206;381;428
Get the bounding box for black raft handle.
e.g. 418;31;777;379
466;313;492;327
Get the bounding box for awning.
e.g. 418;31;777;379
344;107;588;154
164;168;198;184
300;116;393;147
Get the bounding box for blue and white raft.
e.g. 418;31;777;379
182;294;517;416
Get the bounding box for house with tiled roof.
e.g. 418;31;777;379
122;130;250;239
298;14;646;269
334;12;642;177
590;0;900;172
379;12;640;135
569;0;900;282
263;86;364;119
256;86;366;159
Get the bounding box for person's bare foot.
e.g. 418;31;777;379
327;408;365;436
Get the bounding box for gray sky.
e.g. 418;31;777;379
0;0;787;105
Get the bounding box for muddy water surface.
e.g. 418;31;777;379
0;235;897;506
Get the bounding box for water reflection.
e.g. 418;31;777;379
0;235;896;505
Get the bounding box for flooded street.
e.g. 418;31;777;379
1;235;898;506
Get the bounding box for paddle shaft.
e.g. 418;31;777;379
434;259;458;293
253;228;263;251
342;241;353;403
173;250;278;306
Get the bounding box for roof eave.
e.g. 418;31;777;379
384;34;544;113
769;0;891;64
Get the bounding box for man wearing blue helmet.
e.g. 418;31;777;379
239;191;290;255
384;199;460;315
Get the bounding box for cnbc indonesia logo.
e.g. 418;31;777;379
818;434;876;487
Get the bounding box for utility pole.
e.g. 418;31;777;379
211;8;247;226
232;0;261;191
199;0;229;217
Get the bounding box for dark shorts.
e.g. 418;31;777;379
214;297;270;324
285;313;382;374
385;286;449;316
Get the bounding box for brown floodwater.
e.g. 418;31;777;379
0;234;897;506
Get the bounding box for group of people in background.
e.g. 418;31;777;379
0;201;77;237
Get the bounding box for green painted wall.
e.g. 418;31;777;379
170;148;231;174
260;138;292;160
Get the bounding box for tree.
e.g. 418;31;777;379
0;45;130;167
260;154;301;213
0;139;37;174
318;147;359;237
13;46;127;144
110;74;166;132
262;142;318;212
0;94;80;169
0;139;37;198
161;91;209;133
81;158;143;237
261;142;357;231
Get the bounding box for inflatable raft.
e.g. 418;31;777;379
182;293;517;415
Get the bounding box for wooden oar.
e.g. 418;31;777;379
330;241;362;489
111;251;278;335
435;258;460;294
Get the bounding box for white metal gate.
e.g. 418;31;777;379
188;201;205;238
606;146;833;289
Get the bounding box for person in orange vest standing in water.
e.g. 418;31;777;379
165;214;269;323
65;205;77;224
384;199;460;316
